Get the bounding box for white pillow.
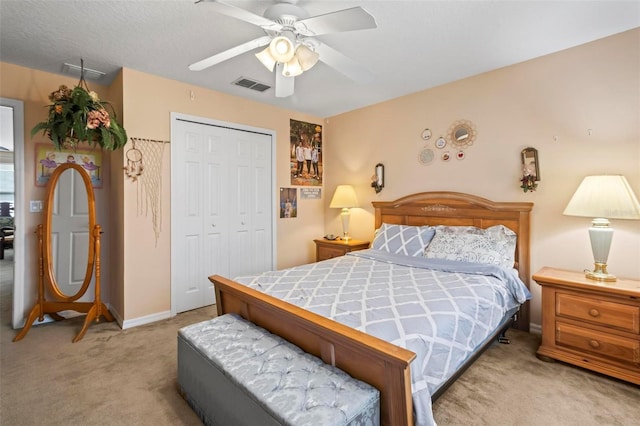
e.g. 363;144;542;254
423;225;517;268
371;223;436;257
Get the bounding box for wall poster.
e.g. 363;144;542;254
290;119;322;186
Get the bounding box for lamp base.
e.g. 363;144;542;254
585;262;616;282
340;208;351;243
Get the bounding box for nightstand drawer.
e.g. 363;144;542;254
556;322;640;364
556;293;640;334
317;246;347;261
314;239;370;262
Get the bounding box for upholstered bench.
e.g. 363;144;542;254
177;313;380;426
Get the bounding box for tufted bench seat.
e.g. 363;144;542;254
178;313;380;426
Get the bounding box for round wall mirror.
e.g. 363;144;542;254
448;120;477;148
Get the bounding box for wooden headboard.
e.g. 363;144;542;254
373;191;533;331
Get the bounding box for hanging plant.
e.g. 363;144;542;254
31;73;127;151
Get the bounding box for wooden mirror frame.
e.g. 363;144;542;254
521;147;540;181
43;163;97;301
13;163;113;343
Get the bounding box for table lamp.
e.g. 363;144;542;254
563;175;640;282
330;185;359;242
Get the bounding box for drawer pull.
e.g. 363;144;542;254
588;340;601;349
588;308;600;317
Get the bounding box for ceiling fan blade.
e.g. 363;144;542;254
275;63;295;98
189;35;272;71
295;7;377;36
197;0;282;31
314;42;375;84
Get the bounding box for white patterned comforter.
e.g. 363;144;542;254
235;249;531;426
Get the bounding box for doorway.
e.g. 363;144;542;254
0;98;25;329
170;113;276;315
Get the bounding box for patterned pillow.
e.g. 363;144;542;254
371;223;436;257
423;225;517;268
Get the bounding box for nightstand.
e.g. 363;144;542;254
533;267;640;385
313;238;370;262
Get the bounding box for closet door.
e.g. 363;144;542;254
228;130;273;278
171;116;274;314
172;120;217;313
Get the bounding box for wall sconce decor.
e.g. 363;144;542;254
371;163;384;193
520;147;539;193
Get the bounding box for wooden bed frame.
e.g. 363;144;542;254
209;191;533;426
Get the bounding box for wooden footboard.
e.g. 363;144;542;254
210;275;416;426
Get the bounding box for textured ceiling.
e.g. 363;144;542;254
1;0;638;117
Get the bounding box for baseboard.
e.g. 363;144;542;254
529;323;542;335
121;310;172;330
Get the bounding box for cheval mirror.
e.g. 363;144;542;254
14;163;113;343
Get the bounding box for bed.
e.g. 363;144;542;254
208;191;533;426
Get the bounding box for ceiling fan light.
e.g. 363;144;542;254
295;45;319;71
269;36;295;63
283;56;303;77
255;47;276;72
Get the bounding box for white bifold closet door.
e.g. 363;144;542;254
171;117;273;314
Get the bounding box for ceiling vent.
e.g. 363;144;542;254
233;77;271;93
62;62;106;80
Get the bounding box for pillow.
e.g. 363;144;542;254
423;225;517;268
371;223;436;257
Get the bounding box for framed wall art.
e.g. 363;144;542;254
35;143;103;188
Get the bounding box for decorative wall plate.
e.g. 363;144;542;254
456;151;465;160
418;147;434;165
441;151;451;162
421;129;432;140
435;137;447;149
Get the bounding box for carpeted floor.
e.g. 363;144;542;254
1;251;639;425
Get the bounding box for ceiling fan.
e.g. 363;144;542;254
189;0;377;98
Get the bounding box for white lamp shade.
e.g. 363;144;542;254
330;185;359;209
268;36;295;63
563;175;640;220
255;47;276;72
296;44;320;71
283;56;303;77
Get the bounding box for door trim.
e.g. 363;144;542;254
169;112;277;317
1;97;25;329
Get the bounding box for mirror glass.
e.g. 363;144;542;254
454;127;469;141
43;164;95;300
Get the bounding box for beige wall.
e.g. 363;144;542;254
3;28;638;330
324;29;640;328
0;62;117;321
118;68;324;321
1;63;325;325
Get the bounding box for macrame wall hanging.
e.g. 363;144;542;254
124;137;170;246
